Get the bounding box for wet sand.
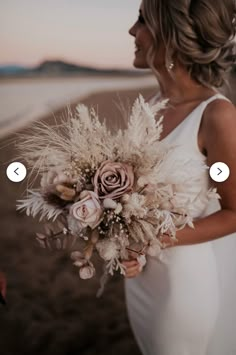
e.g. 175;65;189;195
0;74;157;138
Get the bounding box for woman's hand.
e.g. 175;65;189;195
160;233;177;249
122;259;142;278
122;251;146;278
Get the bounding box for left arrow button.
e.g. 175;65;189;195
6;162;27;182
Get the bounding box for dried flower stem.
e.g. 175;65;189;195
50;230;64;239
171;211;187;217
125;247;145;256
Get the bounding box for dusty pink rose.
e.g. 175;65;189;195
93;160;134;200
69;191;103;229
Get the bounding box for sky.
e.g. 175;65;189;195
0;0;141;69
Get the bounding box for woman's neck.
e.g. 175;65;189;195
156;65;216;105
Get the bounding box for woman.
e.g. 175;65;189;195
123;1;236;354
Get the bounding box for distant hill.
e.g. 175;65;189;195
0;60;146;78
0;65;29;75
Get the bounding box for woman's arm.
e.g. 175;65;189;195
163;99;236;248
163;209;236;248
123;99;236;274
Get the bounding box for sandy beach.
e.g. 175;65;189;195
0;74;157;138
0;75;235;355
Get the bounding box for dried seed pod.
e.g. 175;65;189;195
120;194;130;203
84;242;94;260
71;251;84;261
91;230;99;244
36;233;47;248
56;184;76;200
103;198;117;209
114;203;122;214
36;233;47;240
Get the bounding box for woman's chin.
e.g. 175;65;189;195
133;56;149;69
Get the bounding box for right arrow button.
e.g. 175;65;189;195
217;168;222;176
210;162;230;182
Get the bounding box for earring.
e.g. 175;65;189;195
167;60;174;72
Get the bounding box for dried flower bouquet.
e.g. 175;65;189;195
17;95;219;294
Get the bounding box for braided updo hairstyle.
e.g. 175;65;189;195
143;0;236;87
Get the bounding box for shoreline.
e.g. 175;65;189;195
0;72;151;84
0;75;158;138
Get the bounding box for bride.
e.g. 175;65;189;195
123;1;236;354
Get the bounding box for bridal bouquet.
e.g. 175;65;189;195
17;95;219;294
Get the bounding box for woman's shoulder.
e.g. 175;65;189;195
203;97;235;126
201;96;236;143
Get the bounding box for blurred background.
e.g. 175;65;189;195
0;1;235;355
0;0;157;137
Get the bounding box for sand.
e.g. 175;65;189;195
0;74;157;138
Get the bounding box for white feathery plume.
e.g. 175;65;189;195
17;190;62;221
115;95;168;165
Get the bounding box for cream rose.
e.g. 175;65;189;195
69;191;103;230
93;160;134;200
79;265;95;279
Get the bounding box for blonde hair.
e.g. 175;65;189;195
142;0;236;87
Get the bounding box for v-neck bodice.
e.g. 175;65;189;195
150;93;230;159
149;92;230;218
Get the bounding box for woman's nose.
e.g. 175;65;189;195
129;23;136;37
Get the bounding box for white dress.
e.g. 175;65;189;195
125;93;236;355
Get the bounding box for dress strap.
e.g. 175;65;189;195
203;93;230;105
148;92;231;155
189;93;231;156
193;93;231;138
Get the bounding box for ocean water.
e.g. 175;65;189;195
0;75;156;137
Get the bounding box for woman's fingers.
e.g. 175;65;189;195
122;260;138;267
159;234;177;249
122;259;142;278
125;266;141;278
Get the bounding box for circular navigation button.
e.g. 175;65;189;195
209;162;230;182
6;162;27;182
